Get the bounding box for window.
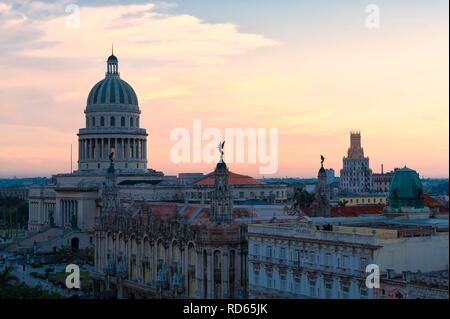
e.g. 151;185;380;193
110;116;115;126
360;288;368;298
309;280;316;297
266;277;272;288
239;192;244;198
92;117;95;127
136;118;139;127
253;244;260;256
325;281;333;298
308;251;315;264
340;255;349;268
254;272;259;285
325;253;332;266
101;116;105;126
266;246;273;258
341;283;350;299
294;249;300;265
279;247;286;260
130;117;134;127
121;116;125;127
294;280;301;294
359;257;368;270
280;276;286;291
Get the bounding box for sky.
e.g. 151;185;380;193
0;0;448;178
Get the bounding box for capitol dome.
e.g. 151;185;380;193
388;166;424;209
77;51;148;173
86;54;139;110
86;77;138;107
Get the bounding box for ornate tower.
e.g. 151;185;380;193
339;131;373;194
78;51;148;172
101;154;121;214
311;155;331;217
210;142;233;224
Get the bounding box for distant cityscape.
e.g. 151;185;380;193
1;53;448;300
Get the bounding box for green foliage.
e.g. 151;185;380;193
293;187;315;208
0;197;28;232
338;200;349;207
0;267;62;299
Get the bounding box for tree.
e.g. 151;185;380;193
0;266;62;299
293;188;315;209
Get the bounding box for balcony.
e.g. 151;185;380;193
78;127;147;136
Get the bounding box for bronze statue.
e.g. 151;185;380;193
109;150;115;163
320;155;325;167
217;141;225;160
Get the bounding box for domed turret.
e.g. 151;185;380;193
388;167;424;209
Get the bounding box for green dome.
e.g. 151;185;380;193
388;167;424;209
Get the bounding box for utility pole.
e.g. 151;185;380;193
70;144;73;174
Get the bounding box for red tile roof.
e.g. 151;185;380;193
424;194;448;213
194;171;265;186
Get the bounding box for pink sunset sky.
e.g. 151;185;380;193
0;1;448;178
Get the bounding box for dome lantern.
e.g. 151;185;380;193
106;45;119;76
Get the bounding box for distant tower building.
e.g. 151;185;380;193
325;168;335;184
339;131;372;194
311;156;331;217
210;143;233;224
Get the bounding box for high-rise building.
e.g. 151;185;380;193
339;132;372;194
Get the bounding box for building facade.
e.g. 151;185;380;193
248;168;449;299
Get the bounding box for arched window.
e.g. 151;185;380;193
121;116;125;127
110;116;115;127
100;116;105;126
92;117;96;127
136;117;139;128
130;117;134;127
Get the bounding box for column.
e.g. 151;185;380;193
196;250;203;298
143;139;147;160
236;249;242;291
78;140;82;162
97;139;101;160
92;138;96;159
222;251;229;298
121;138;127;160
207;251;213;298
134;139;138;159
83;140;86;160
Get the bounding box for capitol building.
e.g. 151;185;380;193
24;52;288;254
